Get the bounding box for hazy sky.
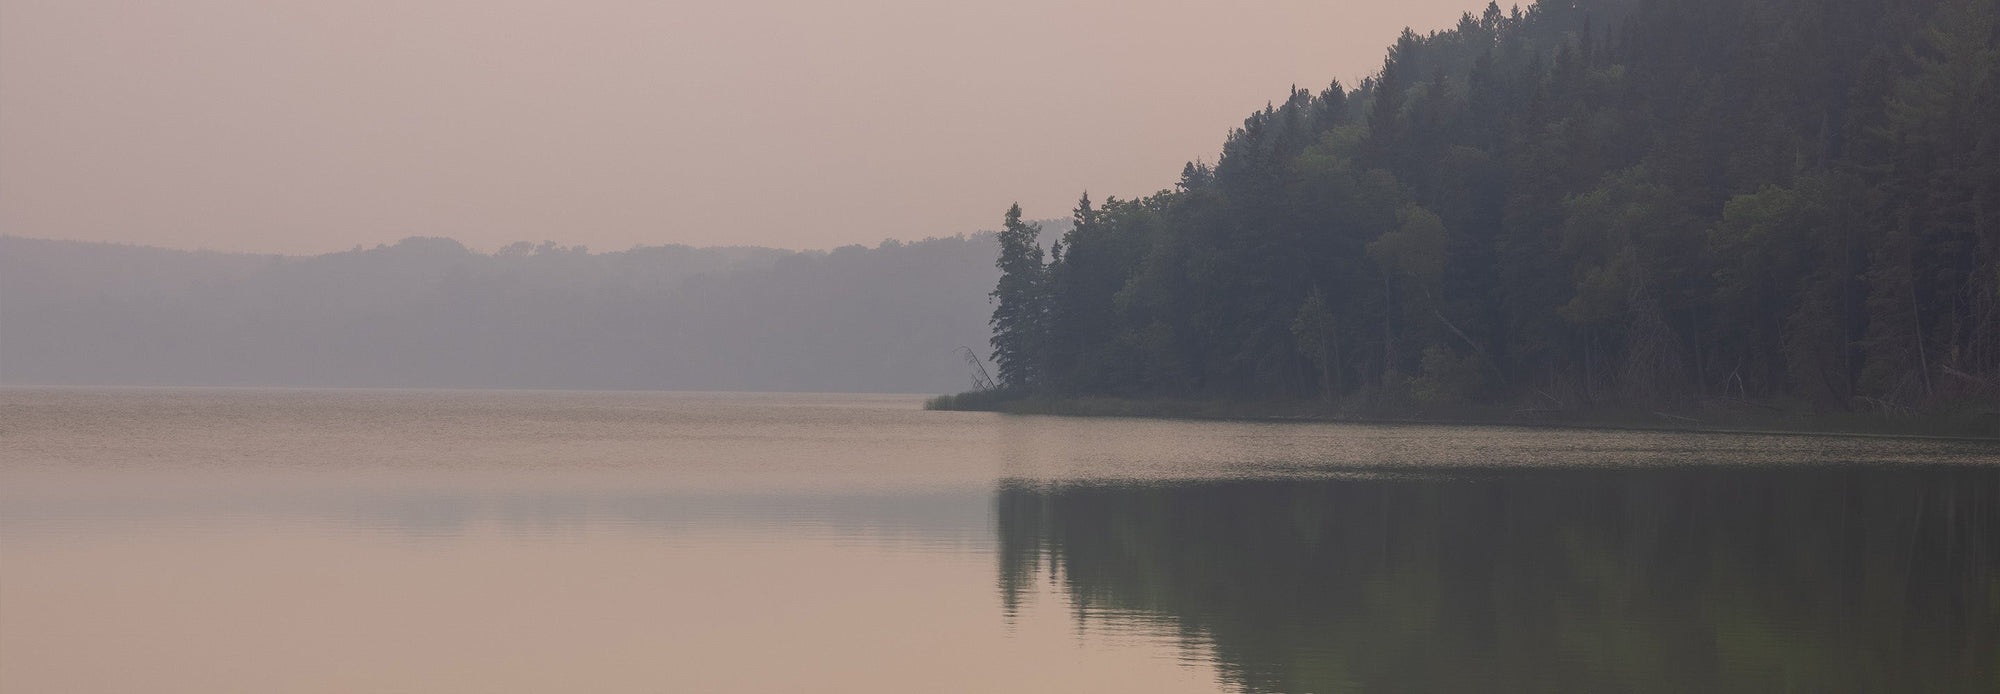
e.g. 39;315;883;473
3;0;1496;254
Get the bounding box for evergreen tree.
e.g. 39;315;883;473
989;204;1048;388
968;0;2000;417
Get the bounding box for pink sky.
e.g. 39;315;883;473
2;0;1498;254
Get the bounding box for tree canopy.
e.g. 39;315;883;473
986;0;2000;416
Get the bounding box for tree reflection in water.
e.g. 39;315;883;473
997;466;1999;693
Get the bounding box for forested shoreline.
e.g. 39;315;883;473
949;0;1999;430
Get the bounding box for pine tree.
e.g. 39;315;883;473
989;204;1048;388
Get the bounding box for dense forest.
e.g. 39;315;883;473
0;233;1004;393
975;0;1999;419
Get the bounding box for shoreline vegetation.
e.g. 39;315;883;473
926;389;2000;440
958;0;2000;434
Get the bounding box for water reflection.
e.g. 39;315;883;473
8;389;1999;692
997;467;2000;693
2;489;991;549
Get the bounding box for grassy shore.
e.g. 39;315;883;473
925;390;2000;440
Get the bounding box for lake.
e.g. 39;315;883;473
3;388;1997;692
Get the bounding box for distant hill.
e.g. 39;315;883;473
0;233;1002;393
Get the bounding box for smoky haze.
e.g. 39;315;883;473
2;0;1498;255
0;231;1023;393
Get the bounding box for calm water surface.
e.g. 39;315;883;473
3;388;1997;692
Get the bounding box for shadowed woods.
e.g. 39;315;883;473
962;0;2000;430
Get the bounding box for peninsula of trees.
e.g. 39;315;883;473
960;0;1999;428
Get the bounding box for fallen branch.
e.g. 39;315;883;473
1653;411;1702;424
1854;396;1914;416
1942;365;1993;387
1534;390;1565;408
958;346;998;392
1703;396;1783;411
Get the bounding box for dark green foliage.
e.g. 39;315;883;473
979;0;2000;417
989;204;1049;388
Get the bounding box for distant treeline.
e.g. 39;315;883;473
982;0;1999;418
0;233;1002;393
